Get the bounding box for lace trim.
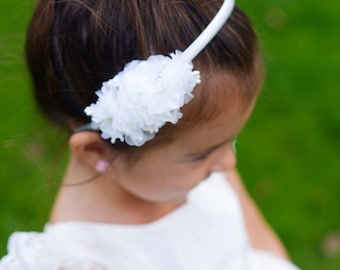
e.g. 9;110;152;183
0;232;108;270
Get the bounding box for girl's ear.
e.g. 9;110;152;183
69;132;114;172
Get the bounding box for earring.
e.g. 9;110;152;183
96;159;110;173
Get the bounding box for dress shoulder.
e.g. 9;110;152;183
250;250;300;270
0;232;108;270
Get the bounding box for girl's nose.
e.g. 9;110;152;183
209;145;236;173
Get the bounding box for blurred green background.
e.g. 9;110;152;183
0;0;339;269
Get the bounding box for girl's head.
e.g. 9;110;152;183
26;0;263;199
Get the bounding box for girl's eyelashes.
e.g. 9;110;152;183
191;144;224;161
192;152;211;162
191;139;237;162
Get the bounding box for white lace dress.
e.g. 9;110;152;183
0;173;300;270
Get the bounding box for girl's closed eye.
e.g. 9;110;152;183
192;151;211;162
191;143;226;162
191;139;236;162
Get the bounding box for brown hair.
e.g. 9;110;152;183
26;0;262;152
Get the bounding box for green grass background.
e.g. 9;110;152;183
0;0;339;269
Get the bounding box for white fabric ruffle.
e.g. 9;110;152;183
0;232;108;270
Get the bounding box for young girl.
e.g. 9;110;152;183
1;0;300;269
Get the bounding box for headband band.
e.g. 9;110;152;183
82;0;235;146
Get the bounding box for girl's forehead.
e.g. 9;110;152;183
170;103;254;154
179;70;261;125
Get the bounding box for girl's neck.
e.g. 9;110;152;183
49;155;184;225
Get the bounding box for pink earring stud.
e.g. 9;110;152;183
96;159;110;173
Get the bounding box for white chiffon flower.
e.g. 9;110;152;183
84;51;201;146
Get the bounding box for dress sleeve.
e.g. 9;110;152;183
250;250;300;270
0;232;108;270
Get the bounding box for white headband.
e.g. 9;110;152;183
82;0;235;146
